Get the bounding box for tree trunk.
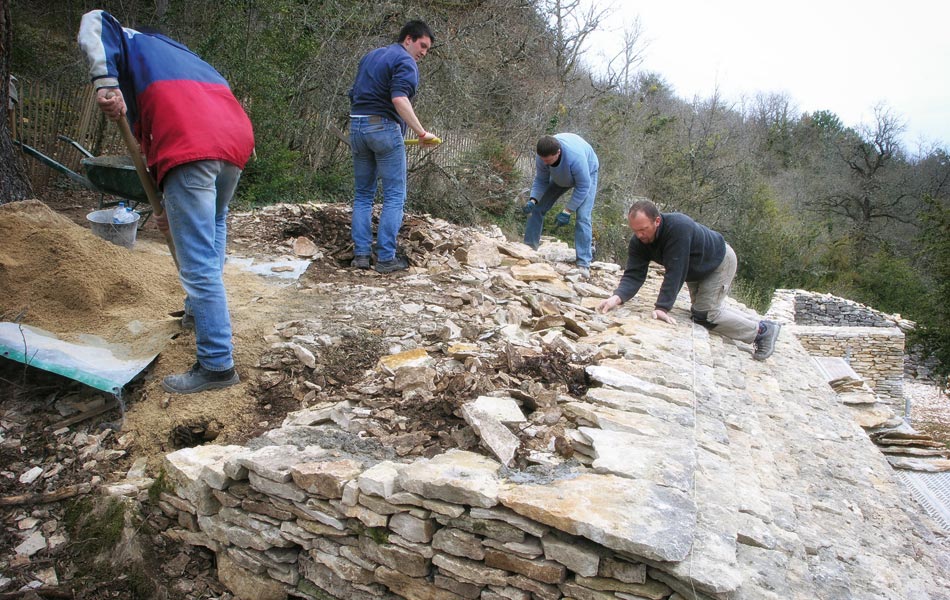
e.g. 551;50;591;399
0;0;32;205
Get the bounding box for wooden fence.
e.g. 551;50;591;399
14;79;124;192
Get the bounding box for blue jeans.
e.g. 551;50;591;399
350;117;406;262
523;170;598;267
163;160;241;372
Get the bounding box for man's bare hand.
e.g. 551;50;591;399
96;87;127;121
598;295;622;314
154;211;170;235
652;309;677;325
420;131;440;145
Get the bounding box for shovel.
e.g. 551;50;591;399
108;92;179;268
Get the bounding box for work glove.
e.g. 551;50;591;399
554;211;572;228
522;199;537;215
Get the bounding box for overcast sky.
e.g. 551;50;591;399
584;0;950;152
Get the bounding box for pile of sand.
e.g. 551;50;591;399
0;199;182;342
0;199;300;464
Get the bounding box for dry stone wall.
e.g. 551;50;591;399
155;283;948;600
771;290;907;409
790;291;902;328
795;326;905;409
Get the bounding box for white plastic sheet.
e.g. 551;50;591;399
0;322;170;393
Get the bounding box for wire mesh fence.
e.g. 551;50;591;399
13;79;536;200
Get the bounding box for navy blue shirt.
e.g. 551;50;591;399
614;213;727;311
348;43;418;129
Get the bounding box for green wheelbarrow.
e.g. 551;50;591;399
16;135;153;227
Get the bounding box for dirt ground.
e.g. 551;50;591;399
0;189;325;598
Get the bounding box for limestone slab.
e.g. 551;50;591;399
499;473;696;562
585;387;695;427
510;263;559;281
358;536;431;577
397;450;501;508
359;461;402;498
291;459;363;498
469;396;526;423
236;445;329;483
461;405;520;467
434;513;525;543
581;427;696;492
432;527;485;560
389;511;435;543
216;552;286;600
541;534;601;577
598;556;646;584
457;241;503;268
565;402;687;439
469;506;548;537
378;348;432;372
432;553;509;586
376;566;467;600
483;548;565;584
586;365;693;407
165;445;246;515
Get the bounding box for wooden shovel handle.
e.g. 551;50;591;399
115;116;179;268
116;118;162;215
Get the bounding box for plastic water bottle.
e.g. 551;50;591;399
112;202;128;224
125;205;136;223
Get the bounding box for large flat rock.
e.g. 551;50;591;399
581;427;696;492
499;473;696;562
397;450;502;508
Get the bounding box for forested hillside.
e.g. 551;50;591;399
8;0;950;377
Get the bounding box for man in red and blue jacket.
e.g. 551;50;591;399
78;9;255;394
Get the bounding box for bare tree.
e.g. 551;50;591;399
745;92;798;172
535;0;614;86
0;0;32;204
815;104;915;247
599;17;645;95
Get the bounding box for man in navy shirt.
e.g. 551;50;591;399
598;199;781;360
522;133;599;278
348;20;439;273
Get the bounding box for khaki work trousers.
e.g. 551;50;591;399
686;245;760;344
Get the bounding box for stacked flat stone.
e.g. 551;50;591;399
790;291;901;328
794;326;905;409
155;268;948;600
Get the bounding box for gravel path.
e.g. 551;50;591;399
907;381;950;446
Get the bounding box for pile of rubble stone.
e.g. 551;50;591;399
230;203;628;466
816;357;950;472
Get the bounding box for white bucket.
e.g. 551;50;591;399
86;209;141;249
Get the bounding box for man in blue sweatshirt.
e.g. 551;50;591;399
348;20;439;274
523;133;599;277
598;199;781;360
